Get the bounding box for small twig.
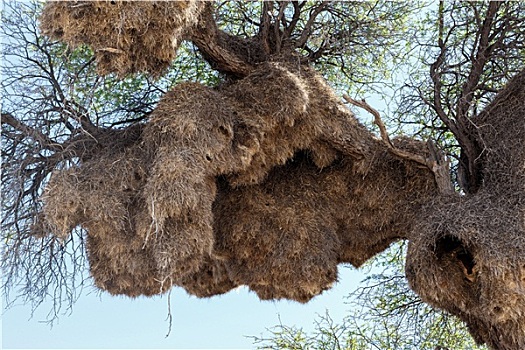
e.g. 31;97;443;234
97;47;125;54
69;3;90;9
343;95;394;148
165;289;173;338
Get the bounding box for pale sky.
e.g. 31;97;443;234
2;267;365;349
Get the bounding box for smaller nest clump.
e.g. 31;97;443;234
42;141;231;297
406;193;525;350
41;144;174;296
406;69;525;350
39;1;205;77
42;145;148;241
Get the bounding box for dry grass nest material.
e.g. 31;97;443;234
214;139;438;302
405;69;525;350
40;61;440;302
42;144;170;296
39;1;204;77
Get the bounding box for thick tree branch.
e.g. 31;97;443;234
427;2;506;194
282;1;305;41
296;2;329;49
273;2;287;54
455;2;502;194
259;2;273;56
188;4;255;77
456;2;502;120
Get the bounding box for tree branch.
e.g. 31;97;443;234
343;96;453;194
259;2;273;56
429;1;461;138
295;2;329;49
273;1;288;54
343;96;394;148
188;4;255;77
282;1;304;41
456;2;502;120
1;112;61;152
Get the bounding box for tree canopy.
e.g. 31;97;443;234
1;1;524;349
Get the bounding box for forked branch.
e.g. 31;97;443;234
1;112;61;152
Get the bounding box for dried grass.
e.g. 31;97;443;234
214;138;437;302
141;82;238;282
42;143;175;296
39;1;204;77
221;62;375;186
177;255;238;298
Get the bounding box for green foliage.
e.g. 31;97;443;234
216;1;426;95
253;313;368;350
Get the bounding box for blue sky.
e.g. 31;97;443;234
2;267;364;349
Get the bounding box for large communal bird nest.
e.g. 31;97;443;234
406;69;525;350
40;62;440;302
39;1;204;77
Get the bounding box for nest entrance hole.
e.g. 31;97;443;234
435;234;476;280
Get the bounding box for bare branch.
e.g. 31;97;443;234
259;1;273;56
1;112;61;152
295;2;329;49
456;2;502;120
429;1;461;138
274;2;287;54
282;1;304;41
343;95;394;148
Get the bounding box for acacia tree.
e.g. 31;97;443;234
1;1;524;349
